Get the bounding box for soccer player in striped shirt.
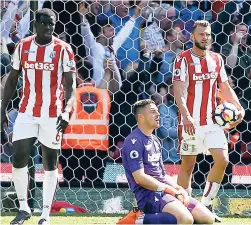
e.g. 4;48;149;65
173;20;245;222
1;8;76;225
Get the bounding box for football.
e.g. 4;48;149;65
215;102;239;129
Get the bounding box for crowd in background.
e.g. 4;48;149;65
1;0;251;185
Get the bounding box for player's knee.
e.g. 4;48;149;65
12;149;28;168
181;162;195;174
198;213;214;224
42;146;58;171
215;156;229;169
178;212;194;224
205;214;215;224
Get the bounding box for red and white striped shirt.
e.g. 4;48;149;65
173;49;228;126
12;35;76;118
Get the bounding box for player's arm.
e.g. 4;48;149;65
123;139;187;204
133;169;176;193
1;41;21;130
57;45;77;132
172;56;195;135
133;169;188;205
173;81;190;119
0;69;20;128
217;54;245;128
218;81;245;128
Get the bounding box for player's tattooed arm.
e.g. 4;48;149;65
56;71;76;132
1;69;20;131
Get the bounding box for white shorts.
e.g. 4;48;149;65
12;113;62;149
178;124;228;156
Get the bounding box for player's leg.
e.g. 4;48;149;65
201;124;229;222
10;113;38;225
39;144;59;224
188;197;214;224
177;125;199;195
145;193;213;224
38;117;62;225
143;193;192;224
117;193;178;225
161;199;194;224
201;149;228;206
177;155;196;195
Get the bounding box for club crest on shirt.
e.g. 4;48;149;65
130;150;139;159
49;51;56;59
174;69;181;77
67;60;76;68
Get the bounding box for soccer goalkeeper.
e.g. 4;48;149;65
117;99;214;224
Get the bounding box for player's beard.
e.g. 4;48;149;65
194;39;208;50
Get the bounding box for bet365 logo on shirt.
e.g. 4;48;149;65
24;61;54;71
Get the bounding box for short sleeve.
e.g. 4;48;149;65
62;44;76;73
122;138;144;173
172;55;187;82
217;54;228;84
12;42;21;70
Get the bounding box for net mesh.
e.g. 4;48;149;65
1;0;251;216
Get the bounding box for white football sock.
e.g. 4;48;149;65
201;182;220;206
40;169;58;220
12;166;31;213
135;214;144;224
185;186;192;196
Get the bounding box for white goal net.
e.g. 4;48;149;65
1;0;251;216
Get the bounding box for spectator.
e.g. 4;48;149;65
222;23;251;104
98;0;146;70
81;0;101;26
142;4;176;52
1;0;19;43
157;81;180;163
1;37;11;79
81;3;143;87
60;61;111;184
212;1;251;52
150;25;186;84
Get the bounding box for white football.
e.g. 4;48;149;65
214;102;239;129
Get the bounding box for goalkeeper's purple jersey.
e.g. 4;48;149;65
121;127;166;209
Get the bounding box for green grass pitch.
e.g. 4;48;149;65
1;213;251;224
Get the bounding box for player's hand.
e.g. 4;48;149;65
175;186;190;207
56;112;70;133
0;111;9;132
183;115;196;136
132;1;147;19
79;1;89;16
229;108;245;129
164;185;189;207
104;58;115;72
154;48;165;58
234;32;245;44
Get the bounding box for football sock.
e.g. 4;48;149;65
41;169;58;220
136;213;177;224
12;166;31;213
201;181;220;206
185;186;192;196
